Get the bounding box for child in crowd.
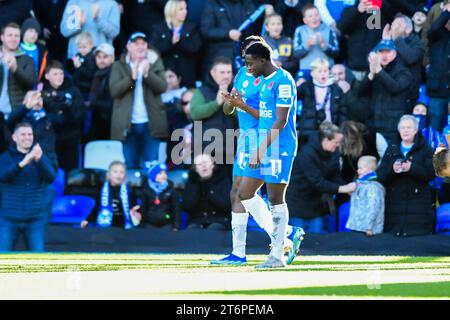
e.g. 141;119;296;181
412;6;428;37
20;17;48;83
293;3;339;84
346;156;385;236
141;162;181;231
412;102;442;151
263;13;297;76
70;32;97;102
297;58;346;140
81;161;141;229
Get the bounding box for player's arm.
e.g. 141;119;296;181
222;89;259;119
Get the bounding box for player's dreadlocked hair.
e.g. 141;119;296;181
433;148;450;177
240;35;265;54
244;41;273;60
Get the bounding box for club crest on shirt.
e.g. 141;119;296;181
243;80;249;88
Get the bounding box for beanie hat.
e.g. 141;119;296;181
146;162;168;183
21;17;41;37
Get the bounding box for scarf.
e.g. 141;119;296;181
97;182;134;229
357;172;378;183
148;179;168;195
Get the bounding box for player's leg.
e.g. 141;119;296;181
211;175;248;265
237;176;274;239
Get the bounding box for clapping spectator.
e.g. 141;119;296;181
60;0;120;58
109;32;168;167
377;115;435;237
0;122;56;252
0;23;36;120
150;0;202;88
359;40;412;143
293;3;339;81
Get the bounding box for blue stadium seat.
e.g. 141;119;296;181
51;195;96;226
436;203;450;234
338;202;351;232
53;168;65;198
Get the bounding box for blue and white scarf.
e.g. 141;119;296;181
97;182;135;229
148;179;168;196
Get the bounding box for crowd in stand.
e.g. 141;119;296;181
0;0;449;251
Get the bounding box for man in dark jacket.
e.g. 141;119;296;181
190;56;237;171
377;115;435;236
109;32;168;167
337;0;396;80
359;39;412;144
200;0;259;78
0;23;36;119
87;43;115;142
383;14;425;112
426;4;450;132
42;60;85;173
0;122;56;252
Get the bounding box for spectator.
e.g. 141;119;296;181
297;58;346;141
0;111;11;153
181;153;232;230
331;63;370;124
340;120;388;182
0;0;32;30
425;2;450;132
122;0;167;38
286;121;356;233
150;0;202;88
6;90;58;169
86;43;115;141
0;122;56;252
69;32;97;102
273;0;313;37
337;0;395;80
20;17;49;83
412;102;442;151
42;60;85;173
0;22;36;120
161;68;187;105
109;32;168;167
263;13;297;76
314;0;354;34
141;161;181;230
189;56;237;170
200;0;259;78
80;160;141;229
293;3;339;81
60;0;120;58
383;14;425;111
359;39;412;143
412;6;429;38
346;155;385;236
377;115;435;237
421;0;446;67
34;0;69;62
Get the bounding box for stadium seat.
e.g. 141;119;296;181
338;202;351;232
65;168;107;198
436;203;450;234
51;195;96;226
167;169;189;190
84;140;125;170
53;168;65;198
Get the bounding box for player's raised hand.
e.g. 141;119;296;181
222;89;244;109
